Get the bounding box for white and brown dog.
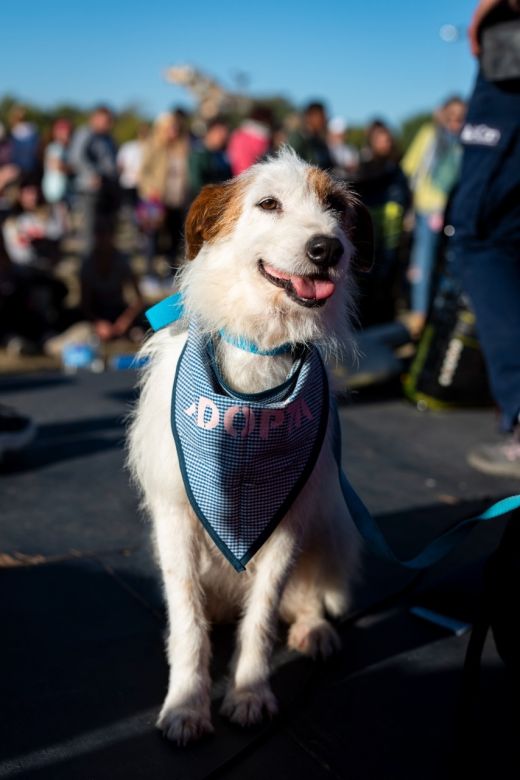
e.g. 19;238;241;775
128;149;373;745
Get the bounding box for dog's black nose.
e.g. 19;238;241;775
305;235;343;267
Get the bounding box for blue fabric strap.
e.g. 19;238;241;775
332;404;520;569
145;292;184;331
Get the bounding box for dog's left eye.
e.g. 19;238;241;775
257;197;281;212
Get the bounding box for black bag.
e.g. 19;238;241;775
485;517;520;671
456;512;520;775
481;17;520;82
403;268;493;410
460;512;520;707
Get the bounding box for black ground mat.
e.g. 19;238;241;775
1;370;518;778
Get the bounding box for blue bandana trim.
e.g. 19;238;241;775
171;324;329;571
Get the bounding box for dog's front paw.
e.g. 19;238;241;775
287;619;341;658
221;684;278;727
157;702;213;745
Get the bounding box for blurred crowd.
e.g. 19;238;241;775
2;0;519;479
0;96;467;357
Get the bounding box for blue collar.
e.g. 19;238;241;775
145;292;292;356
218;330;292;356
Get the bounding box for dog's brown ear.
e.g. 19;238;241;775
184;180;242;260
347;197;374;272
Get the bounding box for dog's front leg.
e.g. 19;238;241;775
221;527;296;727
153;501;213;745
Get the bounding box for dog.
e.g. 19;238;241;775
128;148;373;745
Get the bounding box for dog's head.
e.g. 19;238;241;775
180;149;373;350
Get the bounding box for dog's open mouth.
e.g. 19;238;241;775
258;260;336;308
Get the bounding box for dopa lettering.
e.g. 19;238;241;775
184;396;314;439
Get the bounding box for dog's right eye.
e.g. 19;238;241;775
257;197;281;212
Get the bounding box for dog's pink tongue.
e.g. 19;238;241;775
291;275;335;300
265;265;336;301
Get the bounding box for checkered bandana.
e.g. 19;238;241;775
171;324;329;571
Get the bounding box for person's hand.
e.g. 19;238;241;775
469;0;502;56
427;212;444;233
95;320;115;341
112;313;132;337
47;157;62;171
0;164;19;190
26;226;45;240
17;232;31;247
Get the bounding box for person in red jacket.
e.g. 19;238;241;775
227;106;272;176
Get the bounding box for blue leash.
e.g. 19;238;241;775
331;404;520;569
146;292;520;570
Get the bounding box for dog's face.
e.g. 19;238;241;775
181;150;373;349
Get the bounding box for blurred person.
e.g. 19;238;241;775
80;222;144;342
188;116;232;198
138;111;190;281
2;178;65;268
288;101;334;169
8;105;40;177
173;107;192;140
0;121;19;223
0;247;36;456
402;96;466;334
271;124;288;154
117;122;149;209
327;117;359;178
449;0;520;475
0;196;70;355
354;120;410;326
68;105;119;255
42;118;73;216
227;106;273;175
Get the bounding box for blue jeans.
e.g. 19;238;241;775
449;71;520;430
409;212;441;314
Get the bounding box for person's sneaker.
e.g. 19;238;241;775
0;405;36;459
468;429;520;478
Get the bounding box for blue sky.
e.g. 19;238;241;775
1;0;478;126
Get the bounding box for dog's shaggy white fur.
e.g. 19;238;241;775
128;150;372;745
